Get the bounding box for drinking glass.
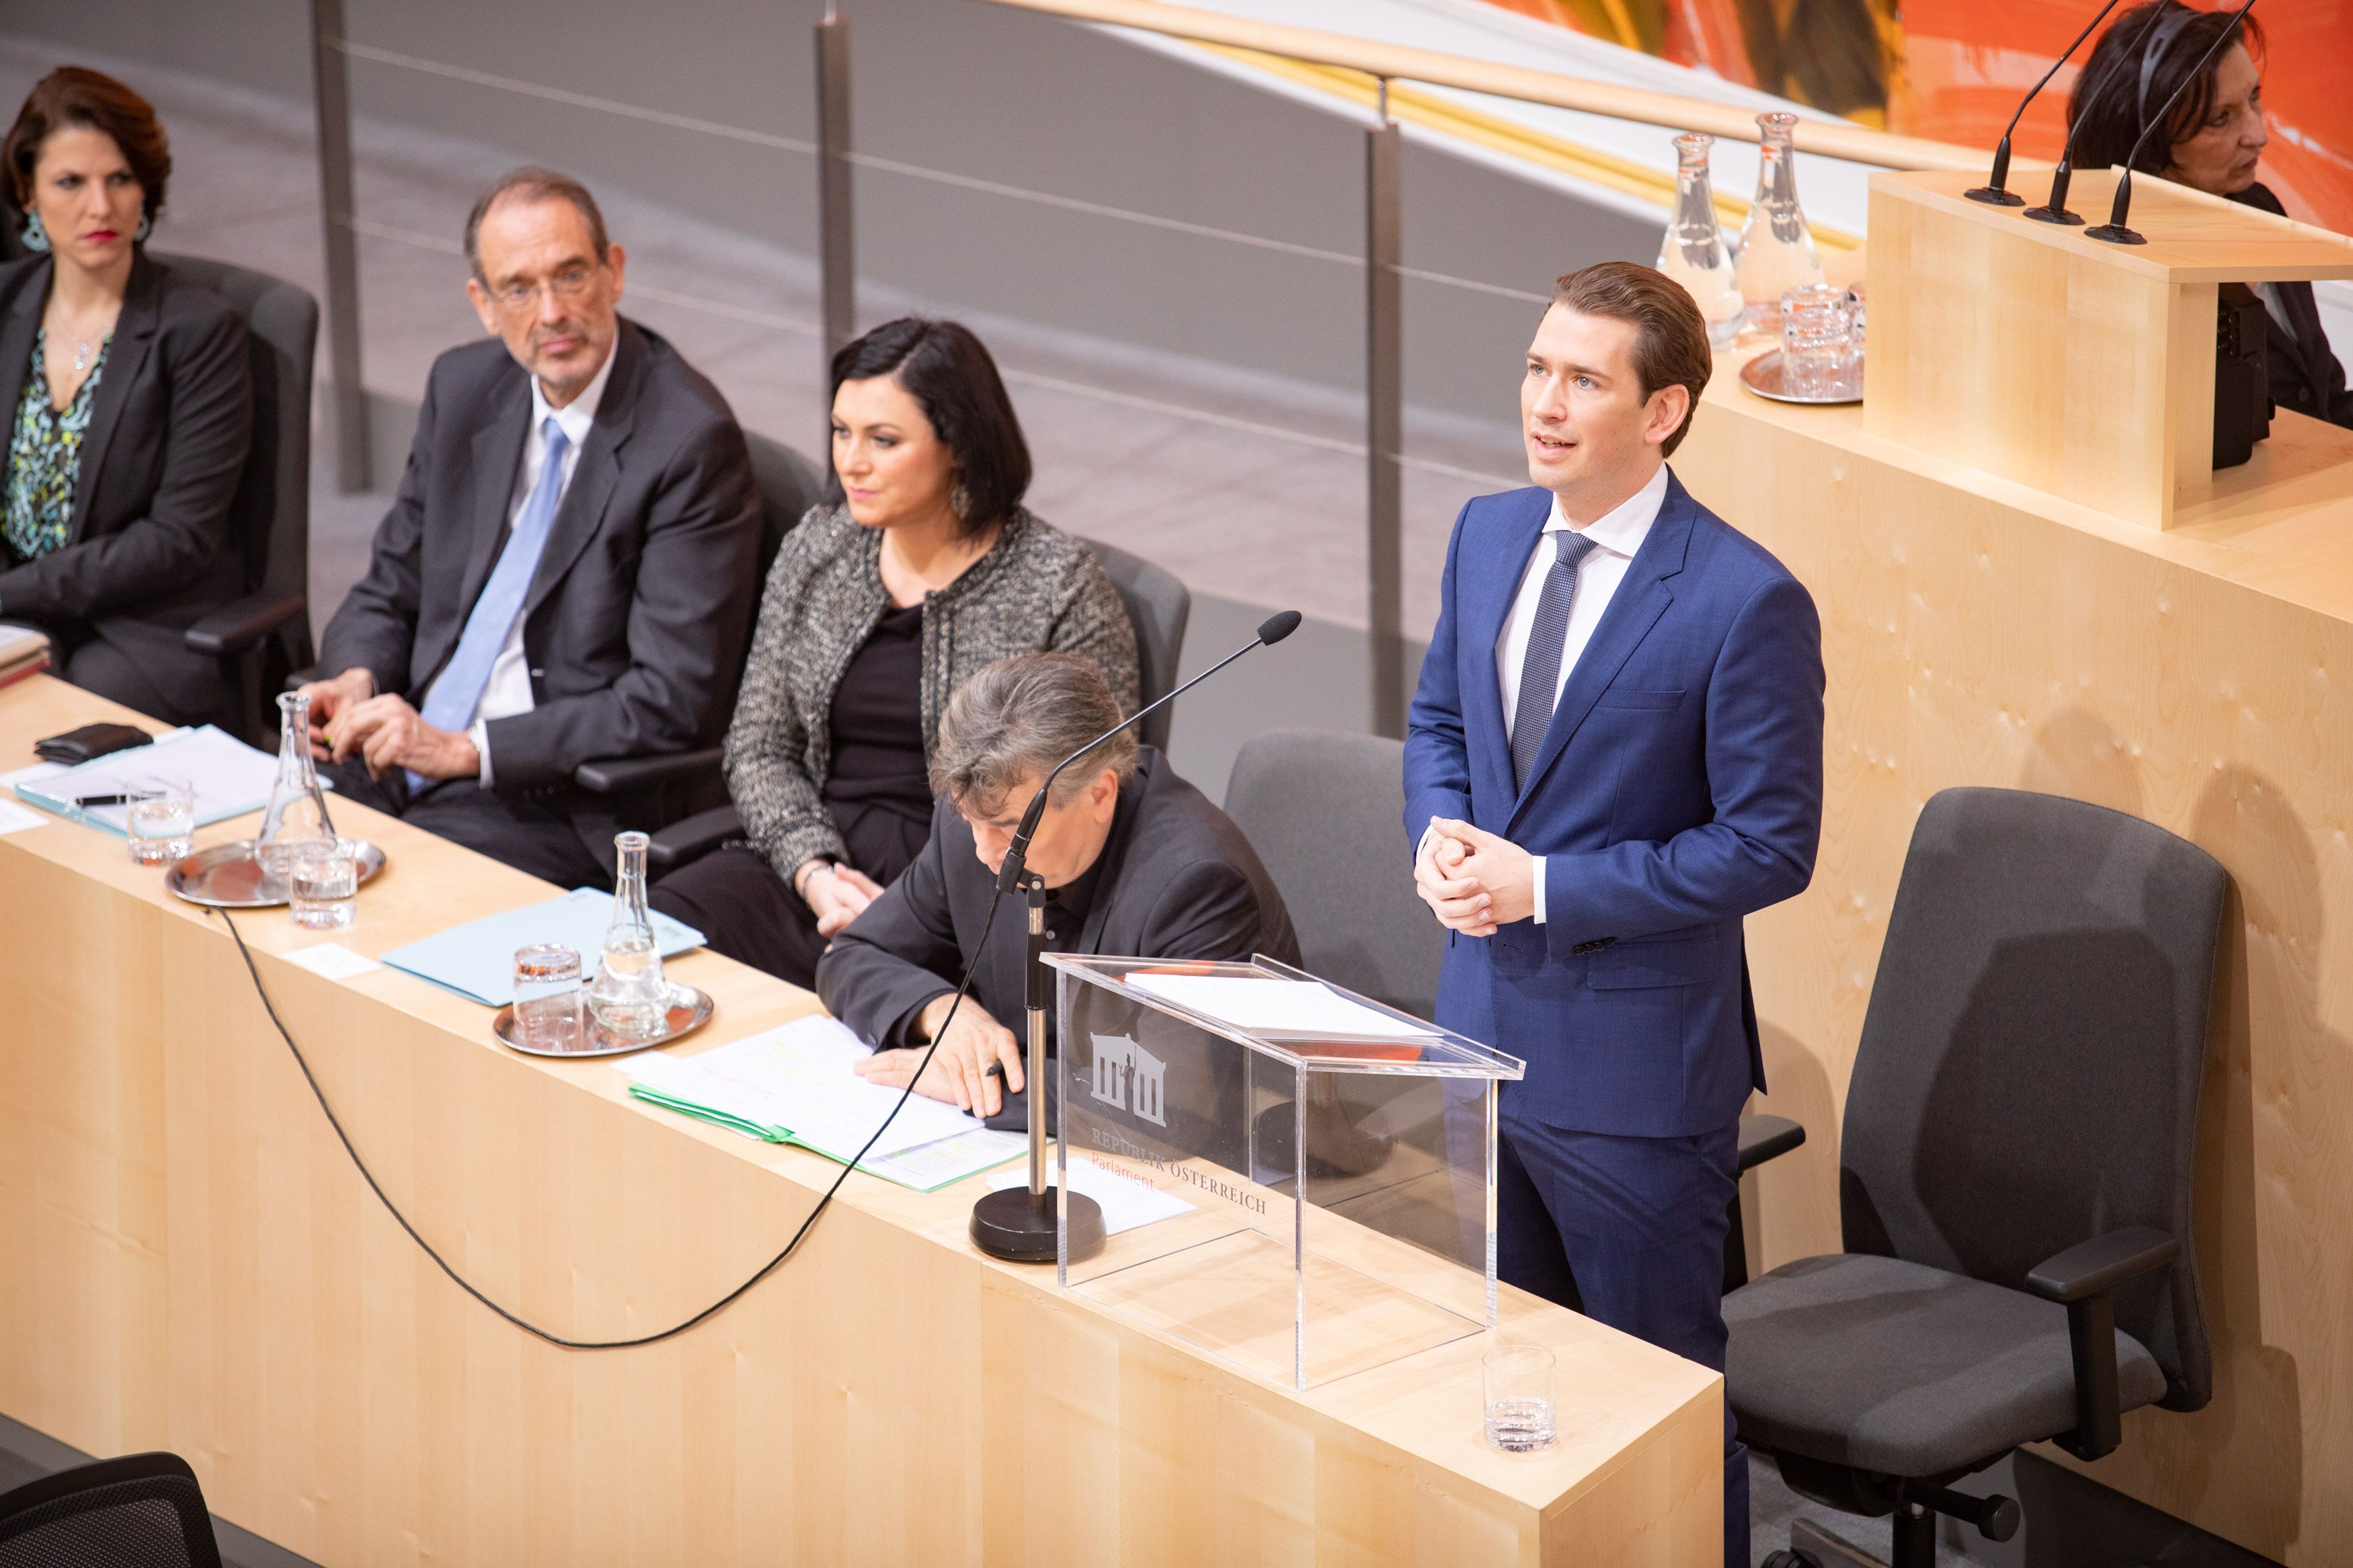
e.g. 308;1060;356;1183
514;943;586;1053
122;774;195;866
1482;1342;1558;1452
1780;283;1854;399
288;837;358;930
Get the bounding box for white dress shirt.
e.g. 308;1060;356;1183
444;348;614;785
1487;462;1669;923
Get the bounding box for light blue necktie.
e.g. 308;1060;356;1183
410;417;571;792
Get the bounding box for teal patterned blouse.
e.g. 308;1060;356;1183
4;327;112;565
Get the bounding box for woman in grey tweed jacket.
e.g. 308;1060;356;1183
650;318;1137;985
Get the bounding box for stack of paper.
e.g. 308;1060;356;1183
0;623;50;690
1121;974;1436;1040
380;888;705;1005
13;725;301;834
620;1015;1027;1192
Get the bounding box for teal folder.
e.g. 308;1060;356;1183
380;888;705;1005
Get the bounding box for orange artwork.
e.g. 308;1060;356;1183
1478;0;2353;234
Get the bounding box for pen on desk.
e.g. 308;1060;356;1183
72;793;130;808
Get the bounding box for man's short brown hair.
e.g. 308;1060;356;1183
463;165;610;281
1547;262;1714;458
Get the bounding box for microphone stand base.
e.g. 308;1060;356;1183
1964;185;2025;207
2022;205;2085;226
2084;222;2147;245
971;1185;1105;1264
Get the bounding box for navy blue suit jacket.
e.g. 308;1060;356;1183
1404;471;1823;1138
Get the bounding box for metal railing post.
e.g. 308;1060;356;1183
816;7;857;371
1365;82;1404;739
309;0;370;493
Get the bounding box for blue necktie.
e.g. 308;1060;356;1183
1509;530;1599;790
411;417;571;792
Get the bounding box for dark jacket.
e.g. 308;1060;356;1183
817;745;1299;1057
0;251;253;720
726;505;1138;882
2231;183;2353;429
1404;472;1823;1139
317;319;761;855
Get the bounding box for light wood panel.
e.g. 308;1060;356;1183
1679;363;2353;1565
0;676;1718;1567
980;0;1998;172
1865;169;2353;532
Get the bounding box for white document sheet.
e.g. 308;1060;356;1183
282;942;382;981
1120;974;1435;1040
987;1155;1197;1236
622;1014;990;1160
0;799;48;835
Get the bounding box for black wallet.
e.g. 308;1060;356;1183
34;723;153;766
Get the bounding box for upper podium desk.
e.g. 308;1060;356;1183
1679;355;2353;1565
0;675;1719;1567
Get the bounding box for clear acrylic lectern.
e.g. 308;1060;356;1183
1044;954;1525;1390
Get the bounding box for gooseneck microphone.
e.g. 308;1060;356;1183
1966;0;2126;208
994;608;1303;895
2088;0;2258;245
970;606;1303;1264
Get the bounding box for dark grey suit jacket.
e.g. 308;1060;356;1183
0;252;253;720
319;319;760;851
818;745;1300;1055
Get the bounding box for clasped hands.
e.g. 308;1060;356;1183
300;668;480;782
1414;816;1537;938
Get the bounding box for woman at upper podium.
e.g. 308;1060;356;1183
0;67;253;722
2069;1;2351;427
647;317;1138;990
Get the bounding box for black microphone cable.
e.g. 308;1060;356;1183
208;889;1010;1350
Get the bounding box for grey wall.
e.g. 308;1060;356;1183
11;0;1654;422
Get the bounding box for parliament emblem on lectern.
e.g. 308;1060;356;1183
1088;1033;1167;1127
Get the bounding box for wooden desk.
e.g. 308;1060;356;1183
0;677;1718;1567
1680;364;2353;1565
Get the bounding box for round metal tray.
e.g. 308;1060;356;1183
492;983;713;1059
166;839;388;909
1740;349;1864;406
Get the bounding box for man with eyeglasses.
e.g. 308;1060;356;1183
303;166;760;887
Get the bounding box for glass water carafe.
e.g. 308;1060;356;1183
1734;112;1825;334
1655;132;1745;349
255;689;337;880
589;831;670;1039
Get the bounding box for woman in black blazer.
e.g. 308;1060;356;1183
2067;3;2351;427
0;68;251;724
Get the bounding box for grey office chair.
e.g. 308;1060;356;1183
1078;536;1189;753
576;430;824;843
0;1451;223;1567
642;523;1189;873
1730;788;2225;1568
1224;729;1438;1016
156;253;319;747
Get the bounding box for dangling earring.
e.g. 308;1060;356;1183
949;481;973;522
133;212;152;244
20;211;48;252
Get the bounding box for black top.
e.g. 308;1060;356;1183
2229;183;2353;429
822;600;932;877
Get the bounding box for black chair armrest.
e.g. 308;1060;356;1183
1737;1114;1806;1173
284;665;317;692
573;747;724;795
647;804;744;873
2025;1227;2180;1462
185;591;307;657
2025;1227;2179;1305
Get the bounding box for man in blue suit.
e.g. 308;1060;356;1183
1404;261;1822;1565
